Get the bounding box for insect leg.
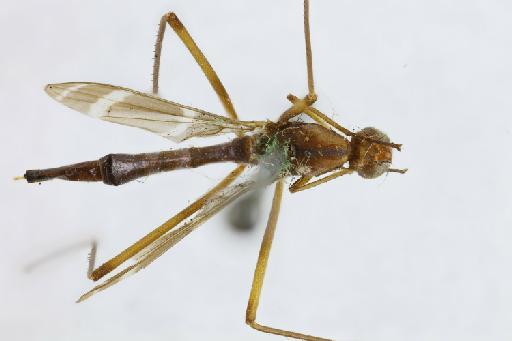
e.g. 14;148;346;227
277;95;315;124
288;175;312;192
153;12;239;122
287;94;403;151
245;180;331;341
275;0;317;124
290;169;353;193
304;0;316;102
286;94;353;135
88;165;246;281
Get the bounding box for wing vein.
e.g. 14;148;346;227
45;82;263;142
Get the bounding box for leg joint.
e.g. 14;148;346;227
164;12;182;29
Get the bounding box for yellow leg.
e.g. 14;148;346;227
89;165;246;281
287;94;403;151
277;95;315;123
288;175;312;193
92;12;251;277
86;10;249;285
290;168;353;193
296;0;401;153
277;0;317;124
286;94;353;135
245;180;332;341
86;240;98;280
152;12;239;122
304;0;316;102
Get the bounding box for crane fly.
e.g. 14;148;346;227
19;1;406;340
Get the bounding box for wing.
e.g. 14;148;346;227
45;82;264;142
77;166;266;302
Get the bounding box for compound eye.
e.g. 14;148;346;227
358;160;391;179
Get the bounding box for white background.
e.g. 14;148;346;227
1;0;512;340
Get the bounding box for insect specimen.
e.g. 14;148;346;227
20;1;406;340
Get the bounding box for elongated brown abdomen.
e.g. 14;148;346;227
25;136;253;186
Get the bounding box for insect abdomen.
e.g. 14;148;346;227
24;136;253;186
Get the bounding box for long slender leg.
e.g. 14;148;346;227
245;180;331;341
287;94;403;151
152;12;239;122
153;1;314;121
152;15;167;95
306;104;403;150
286;94;353;135
87;14;246;273
79;168;253;302
304;0;316;102
87;11;246;282
89;165;246;281
290;168;353;193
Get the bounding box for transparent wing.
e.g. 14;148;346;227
77;165;274;302
45;82;263;142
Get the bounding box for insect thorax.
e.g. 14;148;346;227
254;122;351;177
